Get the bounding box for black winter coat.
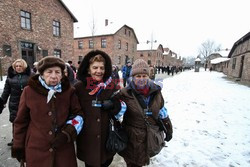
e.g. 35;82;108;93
1;66;32;122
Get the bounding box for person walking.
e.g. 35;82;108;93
122;61;132;87
75;50;122;167
115;59;173;167
11;56;84;167
0;59;32;146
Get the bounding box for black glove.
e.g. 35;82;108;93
11;147;25;162
102;100;114;110
0;97;4;114
162;117;173;142
51;132;68;149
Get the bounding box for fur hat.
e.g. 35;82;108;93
37;56;65;74
131;59;149;76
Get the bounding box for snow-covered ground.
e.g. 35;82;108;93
1;69;250;167
149;69;250;167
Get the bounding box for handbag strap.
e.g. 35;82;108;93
131;92;151;125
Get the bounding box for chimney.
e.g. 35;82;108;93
105;19;108;26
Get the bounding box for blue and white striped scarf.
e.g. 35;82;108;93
39;76;62;103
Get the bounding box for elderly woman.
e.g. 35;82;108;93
116;59;173;167
0;59;32;146
11;56;84;167
75;50;122;167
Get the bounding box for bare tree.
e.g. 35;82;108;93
198;40;221;59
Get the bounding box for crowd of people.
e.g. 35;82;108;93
0;50;173;167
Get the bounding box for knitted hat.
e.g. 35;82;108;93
37;56;65;74
131;59;149;76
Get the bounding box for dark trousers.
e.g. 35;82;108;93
124;159;142;167
85;157;113;167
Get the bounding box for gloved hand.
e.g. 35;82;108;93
102;100;114;110
162;117;173;142
51;132;68;149
11;147;25;162
0;97;5;114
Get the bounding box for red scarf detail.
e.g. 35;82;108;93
136;87;150;96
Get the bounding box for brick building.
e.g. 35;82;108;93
163;48;182;67
136;43;164;66
0;0;77;74
227;31;250;83
74;20;139;69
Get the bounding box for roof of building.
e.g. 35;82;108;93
211;57;230;64
137;42;164;51
75;22;139;43
228;31;250;58
60;0;78;22
195;58;201;62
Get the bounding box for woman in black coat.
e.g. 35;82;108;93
0;59;32;146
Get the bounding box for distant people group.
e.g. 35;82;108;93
0;50;173;167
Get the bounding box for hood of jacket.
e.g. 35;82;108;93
7;65;31;78
76;50;112;85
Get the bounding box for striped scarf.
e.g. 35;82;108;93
39;76;62;103
89;76;112;95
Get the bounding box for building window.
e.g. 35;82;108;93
140;54;143;57
53;20;60;37
118;56;121;64
129;31;131;37
126;42;128;51
42;50;48;57
125;29;127;35
78;41;83;49
20;10;31;30
54;49;61;58
232;58;236;69
148;60;151;65
118;40;121;49
101;38;107;48
148;53;151;57
79;56;83;61
3;45;11;57
89;40;94;49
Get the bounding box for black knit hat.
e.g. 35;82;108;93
37;56;65;74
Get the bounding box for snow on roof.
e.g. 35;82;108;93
213;50;230;57
163;50;170;55
211;57;230;64
137;42;160;51
195;58;201;62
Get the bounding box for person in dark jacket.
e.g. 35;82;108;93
75;50;122;167
65;63;78;85
115;59;173;166
11;56;84;167
0;59;32;146
122;62;132;87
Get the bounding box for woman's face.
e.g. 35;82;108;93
15;62;24;73
133;73;149;87
88;61;105;81
42;66;62;86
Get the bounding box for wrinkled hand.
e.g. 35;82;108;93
11;147;25;162
51;132;68;149
102;100;114;110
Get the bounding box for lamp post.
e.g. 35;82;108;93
146;39;157;65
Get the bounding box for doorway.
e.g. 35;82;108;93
20;42;35;68
239;55;245;78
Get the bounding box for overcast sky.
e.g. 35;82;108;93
63;0;249;58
